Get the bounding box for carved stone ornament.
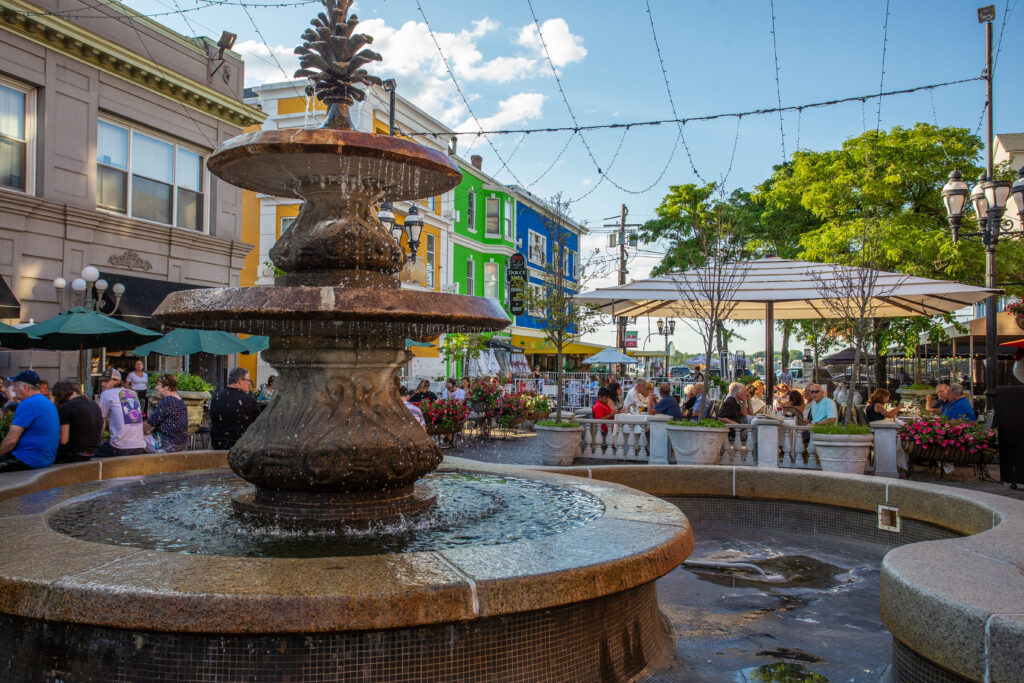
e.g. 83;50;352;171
107;250;153;271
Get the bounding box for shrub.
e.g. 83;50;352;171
421;398;470;431
536;420;579;428
149;372;213;392
906;383;935;391
899;416;995;454
668;418;727;428
811;423;871;435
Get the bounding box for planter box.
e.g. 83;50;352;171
665;425;727;465
535;425;583;466
813;432;873;474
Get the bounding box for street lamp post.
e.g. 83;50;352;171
53;267;128;389
655;317;675;379
382;79;397;136
939;5;1024;415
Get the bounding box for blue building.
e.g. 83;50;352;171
507;186;586;339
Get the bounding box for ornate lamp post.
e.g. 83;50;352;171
939;5;1024;415
53;266;126;315
377;202;424;263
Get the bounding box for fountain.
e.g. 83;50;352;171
0;2;692;680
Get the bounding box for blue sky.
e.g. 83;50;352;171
126;0;1023;356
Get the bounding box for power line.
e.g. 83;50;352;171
238;2;306;99
768;0;786;161
414;0;524;186
875;0;892;132
6;0;320;19
401;76;981;137
643;0;705;183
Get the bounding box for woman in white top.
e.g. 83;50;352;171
746;380;766;415
623;380;654;413
125;360;149;393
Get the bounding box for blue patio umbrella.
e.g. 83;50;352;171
581;348;639;365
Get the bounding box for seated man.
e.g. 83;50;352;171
941;383;976;421
210;367;261;450
649;383;683;420
0;370;59;472
802;383;836;445
717;382;747;424
95;368;146;458
926;382;950;415
687;382;709;420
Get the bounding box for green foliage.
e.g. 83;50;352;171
907;383;935;391
812;423;871;435
440;333;488;374
536;420;579;428
147;372;213;392
668;418;727;428
0;412;12;440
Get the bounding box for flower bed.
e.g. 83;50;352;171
467;380;502;414
421;399;470;435
899;416;996;466
495;392;530;429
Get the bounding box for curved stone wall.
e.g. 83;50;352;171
540;463;1024;683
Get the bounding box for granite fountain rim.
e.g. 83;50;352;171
0;458;692;634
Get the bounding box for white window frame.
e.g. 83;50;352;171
280;216;296;236
426;234;436;288
465;257;475;295
0;76;36;195
485;196;500;236
528;282;545;317
483;261;499;299
503;199;512;239
528;230;547;265
466;190;477;232
96;116;209;233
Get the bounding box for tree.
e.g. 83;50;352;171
521;194;606;416
439;333;488;378
666;195;751;392
810;221;905;424
793;319;843;384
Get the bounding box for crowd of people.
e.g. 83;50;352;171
0;363;270;475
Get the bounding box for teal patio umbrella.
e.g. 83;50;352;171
134;328;266;357
25;307;162;385
0;321;40;350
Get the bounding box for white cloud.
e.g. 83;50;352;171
458;93;546;151
517;18;587;68
234;39;300;87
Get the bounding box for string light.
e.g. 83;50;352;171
768;0;786;161
876;0;892;132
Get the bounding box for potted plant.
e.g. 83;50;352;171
148;372;213;432
534;419;583;465
1007;299;1024;330
421;398;470;437
467;379;502;414
811;423;873;474
494;392;530;429
524;392;551;421
665;419;729;465
899;416;996;467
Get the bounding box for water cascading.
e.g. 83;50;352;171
154;0;508;524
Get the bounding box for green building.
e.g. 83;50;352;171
449;156;517;319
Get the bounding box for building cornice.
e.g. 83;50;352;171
0;0;266;127
0;188;252;258
450;232;516;256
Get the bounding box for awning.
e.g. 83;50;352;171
511;334;608;355
0;275;20;319
100;272;206;329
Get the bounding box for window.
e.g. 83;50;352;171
466;191;476;231
465;258;475;295
528;231;547;265
0;80;32;193
280;216;296;236
426;234;436;288
528;283;545;317
421;195;437;213
485;197;500;236
484;261;498;299
97;119;205;230
504;200;512;238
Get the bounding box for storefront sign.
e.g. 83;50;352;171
508;253;527;316
624;330;638;348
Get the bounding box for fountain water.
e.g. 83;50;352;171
0;2;692;680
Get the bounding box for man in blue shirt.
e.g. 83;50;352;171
0;370;60;472
941;383;976;421
689;382;709;420
649;382;683;420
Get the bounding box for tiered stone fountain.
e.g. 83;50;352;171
0;2;692;680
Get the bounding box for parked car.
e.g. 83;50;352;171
668;366;691;379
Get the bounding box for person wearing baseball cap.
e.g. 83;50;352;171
95;367;146;457
0;370;59;472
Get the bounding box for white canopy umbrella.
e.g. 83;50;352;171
577;256;1000;395
582;348;639;365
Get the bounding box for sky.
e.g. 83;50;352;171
125;0;1024;359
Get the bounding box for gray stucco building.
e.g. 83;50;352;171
0;0;264;383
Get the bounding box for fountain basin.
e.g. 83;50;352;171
207;127;462;201
153;285;510;337
0;459;691;681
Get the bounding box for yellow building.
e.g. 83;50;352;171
238;81;456;383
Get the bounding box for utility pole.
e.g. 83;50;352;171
616;204;628;353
